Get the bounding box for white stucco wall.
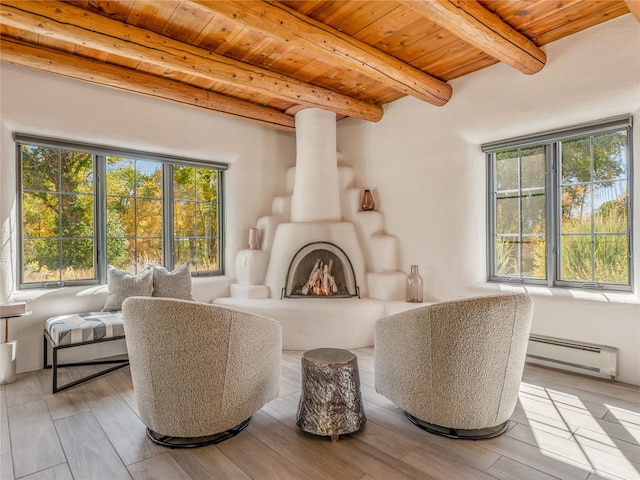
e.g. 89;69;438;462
0;64;295;373
1;14;639;385
337;14;640;385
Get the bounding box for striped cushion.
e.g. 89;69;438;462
46;311;125;346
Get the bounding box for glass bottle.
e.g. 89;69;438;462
361;189;375;211
406;265;423;303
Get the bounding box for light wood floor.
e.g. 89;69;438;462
1;348;639;480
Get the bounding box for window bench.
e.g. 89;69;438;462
43;311;129;393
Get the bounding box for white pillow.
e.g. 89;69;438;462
152;263;193;300
102;266;154;311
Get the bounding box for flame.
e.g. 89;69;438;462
302;259;337;296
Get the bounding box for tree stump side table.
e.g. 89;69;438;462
296;348;366;442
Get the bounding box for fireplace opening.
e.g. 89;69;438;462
283;242;359;299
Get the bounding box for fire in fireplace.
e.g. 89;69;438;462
283;242;359;298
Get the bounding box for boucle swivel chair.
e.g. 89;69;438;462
375;293;533;439
122;297;281;447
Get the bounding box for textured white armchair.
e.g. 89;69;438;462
375;293;533;439
122;297;281;447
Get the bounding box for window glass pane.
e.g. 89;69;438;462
136;199;162;237
106;158;163;272
561;184;592;224
61;194;93;237
495;236;519;276
174;201;196;237
522;236;546;279
174;238;193;267
495;149;519;191
496;194;519;235
561;185;594;237
560;235;593;282
196;237;219;272
594;235;628;284
135;238;162;269
521;189;545;235
21;146;59;192
593;131;627;182
107;197;135;237
559;129;629;286
593;181;627;234
561;137;591;184
61;239;94;280
22;192;58;237
61;151;93;194
137;161;162;199
173;165;196;200
173;165;220;273
197;169;218;200
20;144;98;285
106;157;135;196
196;202;217;237
107;235;131;271
22;238;60;282
520;146;545;189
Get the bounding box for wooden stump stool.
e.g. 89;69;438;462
296;348;366;441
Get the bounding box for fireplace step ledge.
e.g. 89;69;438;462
229;284;270;299
212;297;386;350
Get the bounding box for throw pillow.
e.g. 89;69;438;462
102;266;154;311
152;263;194;300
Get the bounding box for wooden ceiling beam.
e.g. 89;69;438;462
0;38;295;132
187;0;452;107
399;0;546;75
0;0;383;122
624;1;640;22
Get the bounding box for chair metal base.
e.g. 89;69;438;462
405;412;509;440
146;417;251;448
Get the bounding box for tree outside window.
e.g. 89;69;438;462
18;138;225;287
487;117;632;291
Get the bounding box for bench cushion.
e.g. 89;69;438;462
46;311;125;346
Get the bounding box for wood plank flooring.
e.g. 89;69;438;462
1;348;639;480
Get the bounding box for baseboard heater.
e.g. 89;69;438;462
526;335;618;381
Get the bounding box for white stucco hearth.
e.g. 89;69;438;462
216;108;410;349
214;297;384;349
213;297;427;350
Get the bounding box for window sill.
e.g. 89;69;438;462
475;282;640;305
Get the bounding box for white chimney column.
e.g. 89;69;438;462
290;108;341;222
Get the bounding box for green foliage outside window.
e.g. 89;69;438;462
173;165;219;273
490;126;630;289
21;146;95;283
19;141;223;286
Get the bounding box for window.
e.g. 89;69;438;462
17;136;226;288
485;116;632;291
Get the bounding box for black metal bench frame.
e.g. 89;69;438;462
43;329;129;393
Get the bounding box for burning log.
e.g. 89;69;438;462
301;258;338;296
301;259;321;295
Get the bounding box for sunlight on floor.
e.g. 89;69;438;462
519;382;640;480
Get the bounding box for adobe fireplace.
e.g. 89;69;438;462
283;242;359;298
215;108;408;350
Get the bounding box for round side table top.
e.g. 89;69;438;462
302;348;356;367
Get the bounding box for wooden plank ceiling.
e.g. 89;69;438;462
0;1;636;132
